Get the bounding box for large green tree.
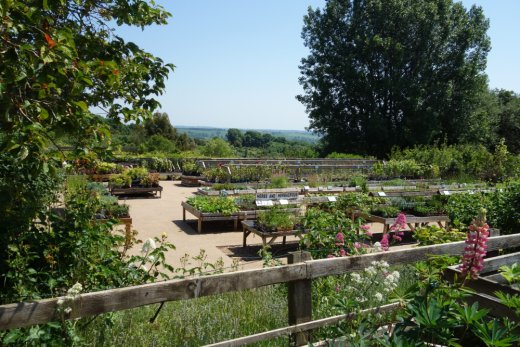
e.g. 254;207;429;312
0;0;173;312
0;0;173;163
298;0;490;157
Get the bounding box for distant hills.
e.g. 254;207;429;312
175;126;321;144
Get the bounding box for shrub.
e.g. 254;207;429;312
487;182;520;234
299;208;368;259
413;225;466;246
445;193;488;226
109;174;132;188
257;206;297;232
269;175;289;188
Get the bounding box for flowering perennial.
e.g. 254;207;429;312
459;209;489;279
390;213;407;242
345;261;400;305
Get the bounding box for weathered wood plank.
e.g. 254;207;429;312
204;303;399;347
2;234;520;330
288;251;312;345
308;234;520;279
0;264;306;330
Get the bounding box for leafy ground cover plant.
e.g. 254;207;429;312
413;225;467;246
256;206;298;232
186;196;239;215
268;174;289;188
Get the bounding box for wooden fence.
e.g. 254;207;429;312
1;234;520;346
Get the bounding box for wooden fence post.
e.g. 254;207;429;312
287;250;312;346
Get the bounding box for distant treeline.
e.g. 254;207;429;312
176;126;320;144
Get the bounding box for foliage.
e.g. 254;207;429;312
487;182;520;235
371;159;439;179
109;174;132;189
334;193;382;214
186;196;239;215
256;206;297;232
413;225;466;246
181;160;203;176
268;175;289;188
445;192;489;226
499;264;520;289
370;205;401;218
203;165;272;183
326;152;366;159
143;134;177;153
298;0;490;157
94;162;124;175
391;143;520;181
375;258;520;346
139;157;175;172
299;208;369;259
200;138;234;157
1;0;173;163
76;285;288;346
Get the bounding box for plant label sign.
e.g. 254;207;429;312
377;192;387;197
327;196;337;202
256;192;299;201
256;200;273;207
279;199;289;205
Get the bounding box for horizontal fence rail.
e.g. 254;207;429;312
1;233;520;333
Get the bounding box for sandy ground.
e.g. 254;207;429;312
122;181;395;273
122;181;297;272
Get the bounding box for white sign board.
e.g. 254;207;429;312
377;192;387;197
279;199;289;205
327;196;337;202
256;200;274;207
256;192;299;200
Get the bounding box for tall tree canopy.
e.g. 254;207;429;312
0;0;173;163
298;0;490;157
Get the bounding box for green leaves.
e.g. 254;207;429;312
298;0;491;157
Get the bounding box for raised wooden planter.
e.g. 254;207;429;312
181;201;239;233
180;175;203;187
110;186;163;198
352;212;450;233
241;220;307;247
181;202;302;233
445;251;520;321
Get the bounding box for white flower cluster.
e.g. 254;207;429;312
383;270;400;292
57;282;83;316
346;261;400;305
141;238;157;254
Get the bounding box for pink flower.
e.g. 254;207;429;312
365;230;373;237
354;242;361;249
459;211;489;280
391;213;407;231
335;285;341;293
339;248;347;257
360;225;370;231
335;232;345;246
327;254;335;258
381;234;389;251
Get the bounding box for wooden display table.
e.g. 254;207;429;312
110;186;163;198
241;220;306;247
352;212;450;233
181;201;239;233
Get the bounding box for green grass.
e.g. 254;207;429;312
79;286;288;346
78;265;417;346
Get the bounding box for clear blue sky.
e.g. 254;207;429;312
118;0;520;130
